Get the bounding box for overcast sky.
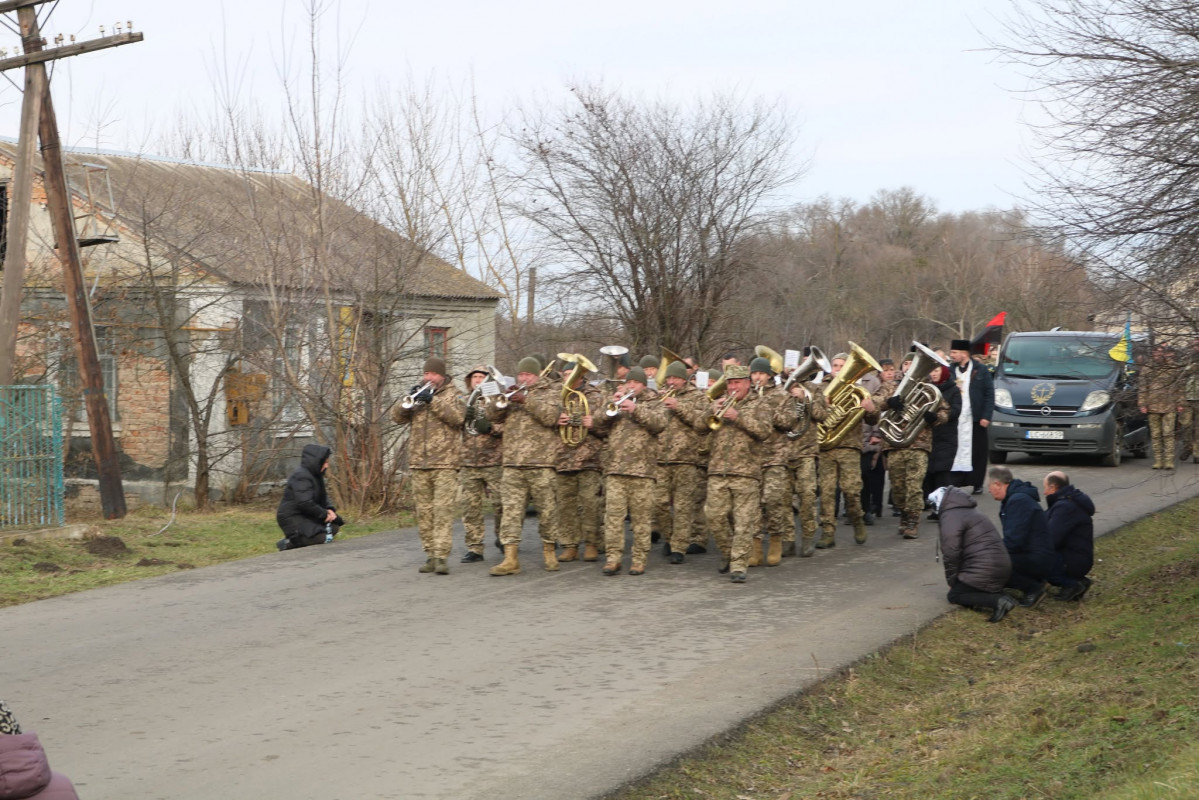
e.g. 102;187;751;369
0;0;1040;214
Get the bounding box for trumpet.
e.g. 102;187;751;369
493;382;529;410
708;393;739;430
400;381;435;410
604;389;638;417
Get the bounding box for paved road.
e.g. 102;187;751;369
3;456;1197;799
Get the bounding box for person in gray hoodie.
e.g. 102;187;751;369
931;486;1016;622
0;699;79;799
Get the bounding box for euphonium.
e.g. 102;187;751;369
878;341;948;448
559;352;598;447
400;381;435;410
816;342;882;450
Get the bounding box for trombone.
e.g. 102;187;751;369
400;381;435;410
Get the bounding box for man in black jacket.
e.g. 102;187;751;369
988;465;1054;607
1043;470;1096;601
276;444;343;550
948;340;995;493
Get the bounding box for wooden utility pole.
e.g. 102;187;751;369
0;1;142;518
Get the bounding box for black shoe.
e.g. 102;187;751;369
863;513;875;526
663;542;673;556
651;530;661;543
729;571;747;583
718;560;731;574
276;538;291;551
927;511;939;522
988;594;1016;622
668;552;684;565
1056;583;1085;602
686;543;707;555
1019;584;1047;608
460;551;485;563
1075;577;1093;600
494;537;502;550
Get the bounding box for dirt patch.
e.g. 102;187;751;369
84;536;129;557
175;563;196;570
135;558;171;567
1146;558;1199;583
9;538;27;546
32;562;61;573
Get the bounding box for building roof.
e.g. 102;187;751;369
0;140;501;302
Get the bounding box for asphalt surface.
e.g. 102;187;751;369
3;455;1198;800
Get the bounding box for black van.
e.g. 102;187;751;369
987;330;1148;466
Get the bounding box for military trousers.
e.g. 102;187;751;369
460;465;503;555
793;457;819;544
412;467;460;559
818;447;864;534
691;468;710;546
759;464;796;544
1148;412;1177;468
655;463;702;553
1180;401;1199;457
498;466;558;546
603;474;655;565
887;449;928;532
706;475;762;573
557;469;603;547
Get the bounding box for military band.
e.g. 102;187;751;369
392;338;971;582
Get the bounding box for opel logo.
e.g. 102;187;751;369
1040;406;1052;416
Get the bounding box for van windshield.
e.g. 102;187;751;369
999;336;1120;380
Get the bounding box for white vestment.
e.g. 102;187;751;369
951;360;974;473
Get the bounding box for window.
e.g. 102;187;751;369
273;322;303;421
424;326;448;360
55;326;118;421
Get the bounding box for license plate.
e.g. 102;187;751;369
1025;430;1064;440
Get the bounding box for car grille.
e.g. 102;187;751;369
992;437;1101;452
1013;405;1080;417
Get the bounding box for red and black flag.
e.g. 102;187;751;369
970;312;1006;357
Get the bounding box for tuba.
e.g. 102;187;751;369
559;352;597;447
753;345;786;396
878;341;948;448
781;346;833;439
816;342;882;450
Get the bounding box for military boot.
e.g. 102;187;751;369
434;558;449;575
766;537;783;566
543;542;560;571
489;544;521;576
781;540;797;557
558;546;579;563
418;557;436;573
853;521;868;545
815;527;836;549
800;537;816;557
582;543;600;562
748;538;763;567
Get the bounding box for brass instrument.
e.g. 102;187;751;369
878;341;948;447
400;381;435;410
705;374;728;401
708;393;739;431
463;386;486;436
816;342;882;450
655;346;686;389
781;346;832;440
493;381;529;410
604;388;638;417
539;358;558;379
559;352;598;447
599;345;629;381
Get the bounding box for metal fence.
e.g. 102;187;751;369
0;385;64;529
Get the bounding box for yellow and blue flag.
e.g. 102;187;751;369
1109;313;1132;362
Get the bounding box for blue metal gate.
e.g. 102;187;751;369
0;386;64;529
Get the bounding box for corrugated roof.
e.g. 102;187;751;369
0;140;501;302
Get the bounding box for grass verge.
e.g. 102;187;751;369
609;499;1199;800
0;504;410;608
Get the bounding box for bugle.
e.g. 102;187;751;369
493;381;529;410
604;388;637;417
400;381;435;410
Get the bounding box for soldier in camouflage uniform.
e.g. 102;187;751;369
392;357;465;574
867;356;950;539
556;360;605;562
1180;339;1199;463
705;365;773;583
817;352;874;549
487;356;564;575
749;356;830;566
653;360;711;564
1138;343;1184;470
459;366;504;563
592;367;665;574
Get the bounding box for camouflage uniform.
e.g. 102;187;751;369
556;383;605;551
489;380;562;546
592;389;665;569
460;393;504;556
705;391;773;575
1138;356;1183;469
786;382;830;552
652;383;711;556
817;382;876;546
870;378;949;537
393;382;465;560
1180;357;1199;461
757;382;829;558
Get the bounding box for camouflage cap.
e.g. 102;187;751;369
724;365;751;380
465;364;490;379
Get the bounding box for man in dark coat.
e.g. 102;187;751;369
948;340;995;493
276;444;343;550
1043;470;1096;601
931;486;1015;622
987;465;1054;607
924;362;961;519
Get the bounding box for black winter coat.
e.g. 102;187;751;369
1046;484;1095;579
999;478;1054;571
928;376;962;473
276;444;337;543
937;487;1011;592
954;358;995;424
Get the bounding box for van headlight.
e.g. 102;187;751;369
1078;390;1110;413
994;388;1014;409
